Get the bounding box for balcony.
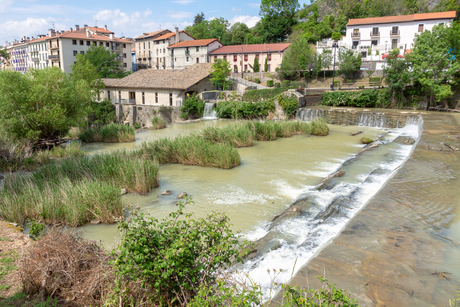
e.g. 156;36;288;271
31;57;39;62
49;44;59;50
49;55;60;60
185;50;190;55
390;30;400;36
351;32;360;39
370;31;380;37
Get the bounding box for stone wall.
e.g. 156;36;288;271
115;104;184;127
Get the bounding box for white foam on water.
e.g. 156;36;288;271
205;185;280;206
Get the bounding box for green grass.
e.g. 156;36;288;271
79;123;135;143
201;124;255;147
360;137;374;144
151;117;167;130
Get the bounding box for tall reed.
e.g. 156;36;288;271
79;124;135;143
151;117;167;130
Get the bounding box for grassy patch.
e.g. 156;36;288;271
215;100;275;119
151;117;167;130
79;123;135;143
360;137;374;144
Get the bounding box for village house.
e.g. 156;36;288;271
168;38;223;69
101;63;215;107
209;43;291;73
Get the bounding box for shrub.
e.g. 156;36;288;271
321;89;387;108
267;79;274;87
254;78;261;84
214;100;275;119
243;88;289;102
277;94;298;117
275;82;281;88
87;100;116;126
310;118;329;136
181;93;205;119
151;116;167;129
27;220;45;239
282;80;290;87
113;198;247;306
359;85;365;89
291;81;306;88
79;123;135;143
133;122;141;129
201;124;255;148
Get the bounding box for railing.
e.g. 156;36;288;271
49;44;59;49
351;32;360;39
31;57;39;62
228;76;268;90
390;30;400;36
129;99;136;104
370;31;380;37
49;55;59;60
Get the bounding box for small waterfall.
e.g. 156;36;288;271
296;109;326;122
202;103;217;119
358;113;388;128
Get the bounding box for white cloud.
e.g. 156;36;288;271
144;9;152;17
0;0;14;12
172;0;194;4
247;3;260;8
230;15;260;28
0;17;49;41
231;7;242;13
167;10;194;20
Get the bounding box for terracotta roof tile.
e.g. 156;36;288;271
102;63;212;90
135;30;171;39
210;43;291;54
86;27;114;34
347;11;456;26
56;32;132;43
169;39;220;48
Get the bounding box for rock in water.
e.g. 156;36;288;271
90;220;101;225
120;188;128;195
161;190;171;195
177;192;187;199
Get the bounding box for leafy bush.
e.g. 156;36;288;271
214;100;275;119
133;122;141;129
321;89;388;108
243;88;291;102
151;116;167;129
87;100;116;126
275;82;281;88
27;220;45;239
254;78;261;84
267;79;274;87
282;80;290;87
358;85;365;89
277;94;298;117
113;198;247;306
181;93;205;119
291;81;306;88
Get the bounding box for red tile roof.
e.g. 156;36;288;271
135;30;171;39
169;38;221;48
86;27;114;34
210;43;291;54
56;31;132;43
347;11;456;26
154;31;179;41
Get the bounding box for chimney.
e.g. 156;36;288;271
86;29;91;38
70;27;73;32
109;33;114;40
75;25;80;31
175;27;179;44
105;25;107;30
84;24;88;28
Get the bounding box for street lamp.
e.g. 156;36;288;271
331;40;338;91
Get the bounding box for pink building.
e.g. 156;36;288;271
209;43;291;73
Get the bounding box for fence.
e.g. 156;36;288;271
228;76;267;90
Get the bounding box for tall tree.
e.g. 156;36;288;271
260;0;299;42
250;56;260;72
84;45;128;79
279;33;313;79
383;49;411;103
320;51;333;81
338;48;362;78
71;55;105;101
194;12;205;25
210;59;232;90
229;22;251;45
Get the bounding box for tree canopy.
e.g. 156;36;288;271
279;33;313;79
210;59;232;90
71;54;105;100
338;48;362;78
84;45;129;79
260;0;299;42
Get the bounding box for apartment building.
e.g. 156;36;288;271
209;43;291;73
316;10;456;69
28;36;49;70
134;29;171;69
153;29;195;69
168;38;222;69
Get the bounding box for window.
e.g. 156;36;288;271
371;40;378;46
93;41;97;46
392;38;398;49
233;55;237;61
73;50;77;56
196;58;199;63
186;57;189;62
244;54;248;61
163;48;165;53
352;41;359;49
142;92;145;104
143;42;145;49
80;40;84;45
155;92;158;103
118;91;121;102
267;64;271;71
392;26;399;34
244;64;248;71
196;47;199;52
267;53;271;61
100;42;103;46
123;44;126;48
223;55;227;61
87;41;90;46
106;42;110;47
372;27;379;35
417;24;424;32
123;63;127;67
353;28;359;36
72;40;77;45
214;55;217;61
361;51;367;58
123;53;127;58
129;92;135;103
80;51;85;54
169;93;172;106
108;91;111;100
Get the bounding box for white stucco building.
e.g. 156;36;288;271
168;38;223;70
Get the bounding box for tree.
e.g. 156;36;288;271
338;48;362;78
0;68;92;140
194;12;205;25
383;49;411;103
331;32;342;40
279;33;313;79
250;56;260;72
209;18;229;41
320;51;333;81
0;49;10;67
264;58;268;72
185;21;210;40
260;0;299;42
409;24;460;105
210;59;232;90
229;22;251;45
84;45;127;78
71;54;105;100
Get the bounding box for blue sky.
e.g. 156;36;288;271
0;0;291;44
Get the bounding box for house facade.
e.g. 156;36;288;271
209;43;291;73
134;29;171;69
101;63;215;107
168;39;223;70
153;29;195;69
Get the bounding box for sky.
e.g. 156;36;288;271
0;0;274;44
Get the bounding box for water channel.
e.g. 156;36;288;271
79;111;459;305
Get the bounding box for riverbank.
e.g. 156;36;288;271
284;112;460;306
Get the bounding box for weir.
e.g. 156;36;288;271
296;107;419;128
202;102;217;119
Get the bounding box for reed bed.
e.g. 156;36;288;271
34;141;84;165
201;124;256;147
151;116;167;130
79;123;135;143
136;135;241;169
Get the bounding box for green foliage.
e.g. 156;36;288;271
27;220;45;239
214;100;275;119
113;198;246;306
230;22;251;45
282;80;290;87
151;116;167;129
360;137;374;144
0;49;10;66
275;82;281;88
243;88;292;102
383;49;411;102
279;33;313;79
264;58;269;72
331;32;342;40
0;68;92;141
70;54;105;100
186;17;231;45
87;100;116;126
133;122;141;129
267;79;274;87
259;0;299;42
321;89;389;108
277;94;298;117
254;78;261;84
210;59;232;90
250;56;260;72
79;123;135;143
339;48;362;78
84;45;128;78
181;93;205;119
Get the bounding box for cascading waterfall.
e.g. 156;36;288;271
238;114;425;301
202;102;217;119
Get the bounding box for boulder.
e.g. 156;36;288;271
161;190;172;196
120;188;128;195
177;192;187;199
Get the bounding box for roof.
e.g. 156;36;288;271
102;63;212;90
154;31;180;41
169;39;220;48
85;27;114;34
29;36;49;43
56;31;133;43
135;30;171;40
347;11;456;26
210;43;291;55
